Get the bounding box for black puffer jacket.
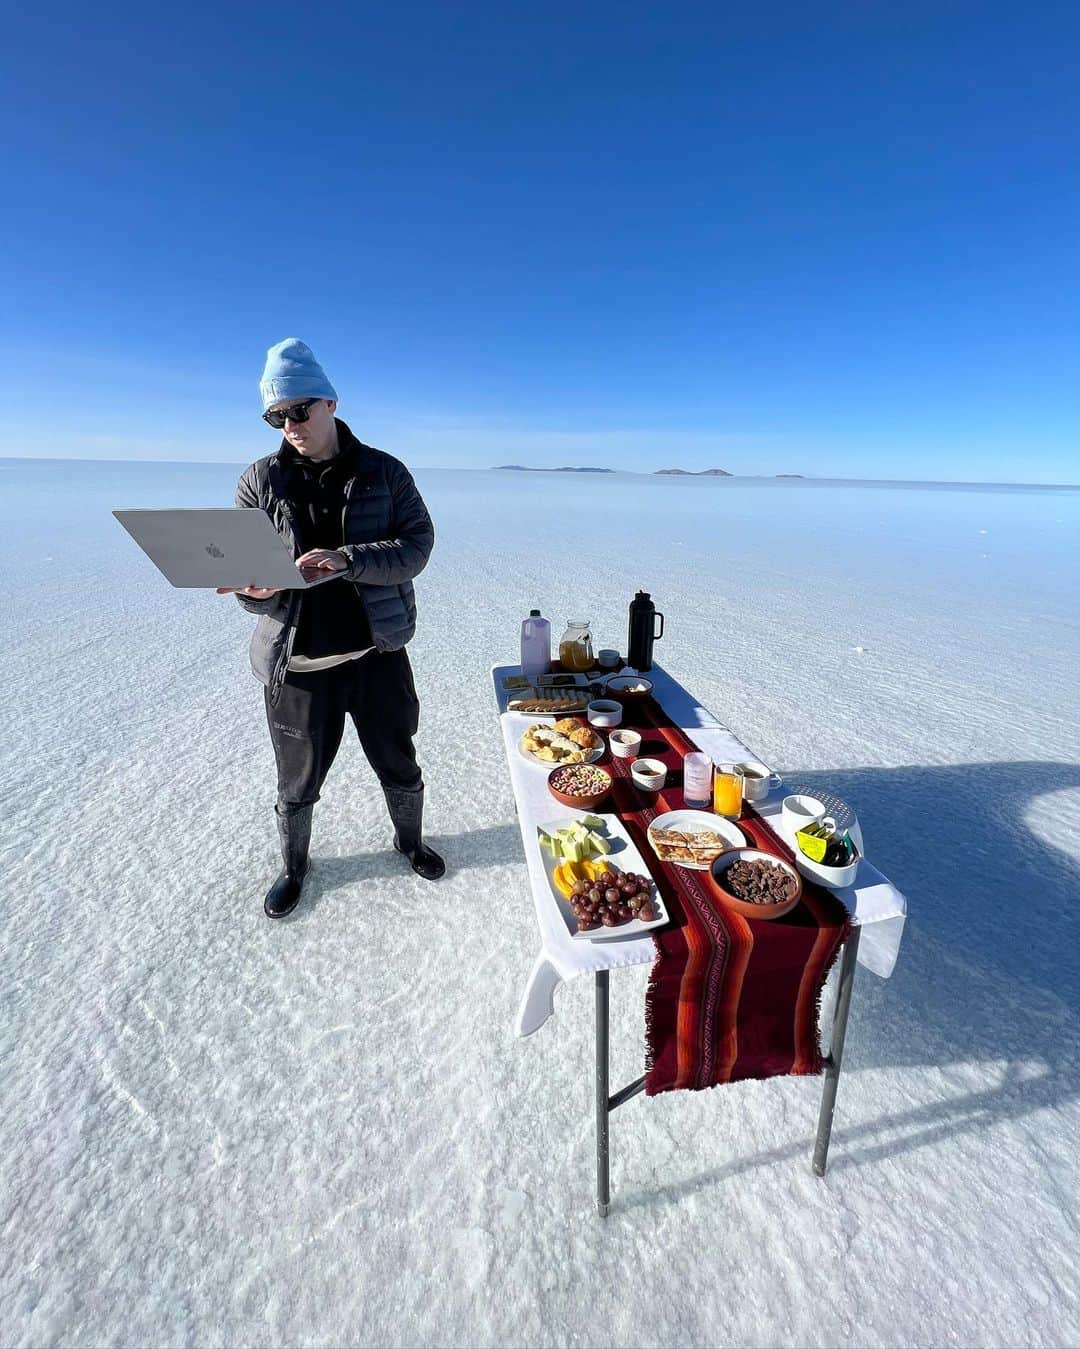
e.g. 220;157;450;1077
233;420;434;703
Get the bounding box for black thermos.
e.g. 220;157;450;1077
627;591;664;671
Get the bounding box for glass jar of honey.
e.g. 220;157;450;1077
559;620;594;672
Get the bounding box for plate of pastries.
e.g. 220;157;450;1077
518;718;604;766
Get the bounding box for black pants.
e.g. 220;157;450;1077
264;649;422;812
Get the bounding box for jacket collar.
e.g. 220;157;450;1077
273;418;367;472
267;419;375;513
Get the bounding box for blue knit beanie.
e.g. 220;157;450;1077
259;338;338;410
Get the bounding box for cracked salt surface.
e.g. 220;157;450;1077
2;462;1079;1348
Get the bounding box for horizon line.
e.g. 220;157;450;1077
1;454;1078;491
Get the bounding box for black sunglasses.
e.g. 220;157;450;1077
262;397;322;429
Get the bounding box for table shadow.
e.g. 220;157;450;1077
617;758;1080;1196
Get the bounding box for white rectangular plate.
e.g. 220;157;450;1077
536;815;671;941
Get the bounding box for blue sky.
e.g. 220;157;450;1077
4;2;1079;481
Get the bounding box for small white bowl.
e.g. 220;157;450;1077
609;729;642;759
587;699;623;728
781;794;826;835
794;841;860;890
631;757;667;791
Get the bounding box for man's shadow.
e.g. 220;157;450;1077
281;820;522;920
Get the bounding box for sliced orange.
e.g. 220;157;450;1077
554;858;602;898
553;857;624;899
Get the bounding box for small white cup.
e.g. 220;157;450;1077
587;699;623;728
608;729;642;759
781;794;826;835
631;758;667;791
738;761;783;803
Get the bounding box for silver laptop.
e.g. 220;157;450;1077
113;508;342;589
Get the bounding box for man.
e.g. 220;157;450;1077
219;338;444;919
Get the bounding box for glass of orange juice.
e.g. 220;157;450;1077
712;763;744;818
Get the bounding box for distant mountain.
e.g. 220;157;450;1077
655;467;732;476
776;473;804;478
494;463;752;476
495;464;615;473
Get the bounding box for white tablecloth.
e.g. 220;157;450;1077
493;663;907;1035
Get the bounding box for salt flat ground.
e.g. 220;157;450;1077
1;457;1078;1349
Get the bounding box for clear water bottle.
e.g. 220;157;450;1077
520;608;551;678
683;751;712;809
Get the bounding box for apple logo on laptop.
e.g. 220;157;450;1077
206;544;224;558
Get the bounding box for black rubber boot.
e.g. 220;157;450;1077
264;804;313;918
383;785;445;881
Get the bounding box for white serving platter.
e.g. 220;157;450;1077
517;718;604;768
645;809;746;870
536;817;670;942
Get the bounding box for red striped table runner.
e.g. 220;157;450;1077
602;698;852;1095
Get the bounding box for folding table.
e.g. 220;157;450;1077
493;662;907;1215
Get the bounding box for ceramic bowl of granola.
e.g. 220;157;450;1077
546;763;613;810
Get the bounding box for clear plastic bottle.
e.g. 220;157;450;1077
683;751;712;809
520;609;551;678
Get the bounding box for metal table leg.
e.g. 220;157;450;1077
595;970;610;1216
813;926;861;1176
595;971;647;1217
594;930;855;1207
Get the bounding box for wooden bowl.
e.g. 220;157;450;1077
708;848;802;921
546;763;613;810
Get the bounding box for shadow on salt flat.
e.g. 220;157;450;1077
621;758;1080;1204
274;822;522;920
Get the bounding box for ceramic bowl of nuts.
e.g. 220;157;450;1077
546;762;613;810
708;848;802;921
